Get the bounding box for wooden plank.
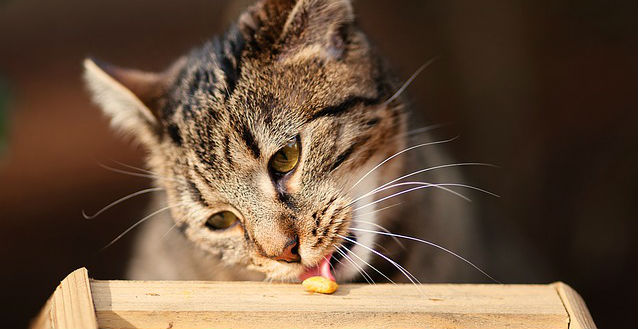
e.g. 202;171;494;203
553;282;597;329
30;268;98;329
91;280;570;329
30;294;52;329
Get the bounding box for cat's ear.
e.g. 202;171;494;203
279;0;354;58
239;0;355;60
83;57;186;143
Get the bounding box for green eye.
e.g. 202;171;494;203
205;211;238;230
269;137;300;174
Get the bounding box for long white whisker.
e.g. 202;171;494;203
336;245;375;284
98;162;184;184
351;219;405;249
110;160;157;175
353;183;471;211
99;163;158;179
400;123;449;139
82;187;164;220
352;181;500;209
349;227;501;283
351;181;469;207
349;136;459;192
337;244;396;284
110;160;189;185
354;163;497;203
369;241;393;254
337;234;422;290
100;203;183;252
354;202;402;218
383;57;439;106
334;245;374;284
328;250;349;273
160;222;179;240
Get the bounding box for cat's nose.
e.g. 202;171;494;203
272;236;301;263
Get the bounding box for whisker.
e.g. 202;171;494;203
369;241;392;254
336;245;375;284
110;160;159;176
382;57;439;106
98;163;165;181
337;234;422;291
82;187;164;220
349;227;501;283
336;244;396;284
354;202;403;218
354;163;497;203
349;136;459;192
324;255;337;274
352;181;500;209
97;162;184;184
351;219;405;249
353;183;472;212
100;203;184;252
400;123;449;139
109;160;189;185
334;245;374;284
328;250;349;273
160;222;179;240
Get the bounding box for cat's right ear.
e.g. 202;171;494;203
83;57;185;144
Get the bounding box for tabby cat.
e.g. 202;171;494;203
83;0;485;283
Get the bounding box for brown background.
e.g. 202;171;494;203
0;0;636;328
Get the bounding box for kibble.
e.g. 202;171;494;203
302;276;339;294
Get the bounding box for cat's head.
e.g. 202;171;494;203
84;0;406;281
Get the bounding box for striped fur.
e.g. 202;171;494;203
85;0;480;283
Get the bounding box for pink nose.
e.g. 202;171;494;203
273;237;300;263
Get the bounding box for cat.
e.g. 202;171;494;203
83;0;486;284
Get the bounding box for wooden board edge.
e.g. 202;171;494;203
29;294;53;329
30;268;99;329
552;282;597;329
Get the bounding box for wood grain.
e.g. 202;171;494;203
90;280;571;329
30;268;98;329
31;268;597;329
553;282;597;329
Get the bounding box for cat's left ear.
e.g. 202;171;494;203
279;0;355;59
83;57;186;144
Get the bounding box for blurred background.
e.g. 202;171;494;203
0;0;635;327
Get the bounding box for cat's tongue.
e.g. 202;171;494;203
299;254;335;282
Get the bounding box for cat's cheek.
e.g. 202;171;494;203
183;227;246;262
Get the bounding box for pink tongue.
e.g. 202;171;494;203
299;254;335;282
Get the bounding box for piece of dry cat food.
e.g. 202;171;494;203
302;276;339;294
300;254;338;294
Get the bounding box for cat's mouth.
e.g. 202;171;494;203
298;234;357;282
299;253;335;282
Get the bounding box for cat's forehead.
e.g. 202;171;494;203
170;49;378;147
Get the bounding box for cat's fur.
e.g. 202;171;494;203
84;0;483;283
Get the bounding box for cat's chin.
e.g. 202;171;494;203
246;259;303;282
247;254;336;282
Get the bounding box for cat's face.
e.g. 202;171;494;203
84;0;406;281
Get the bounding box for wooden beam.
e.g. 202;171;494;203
553;282;597;329
89;280;589;329
31;268;596;329
30;268;98;329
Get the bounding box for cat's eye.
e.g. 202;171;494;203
269;136;300;175
205;211;238;230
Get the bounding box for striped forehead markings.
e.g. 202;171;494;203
308;95;381;122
